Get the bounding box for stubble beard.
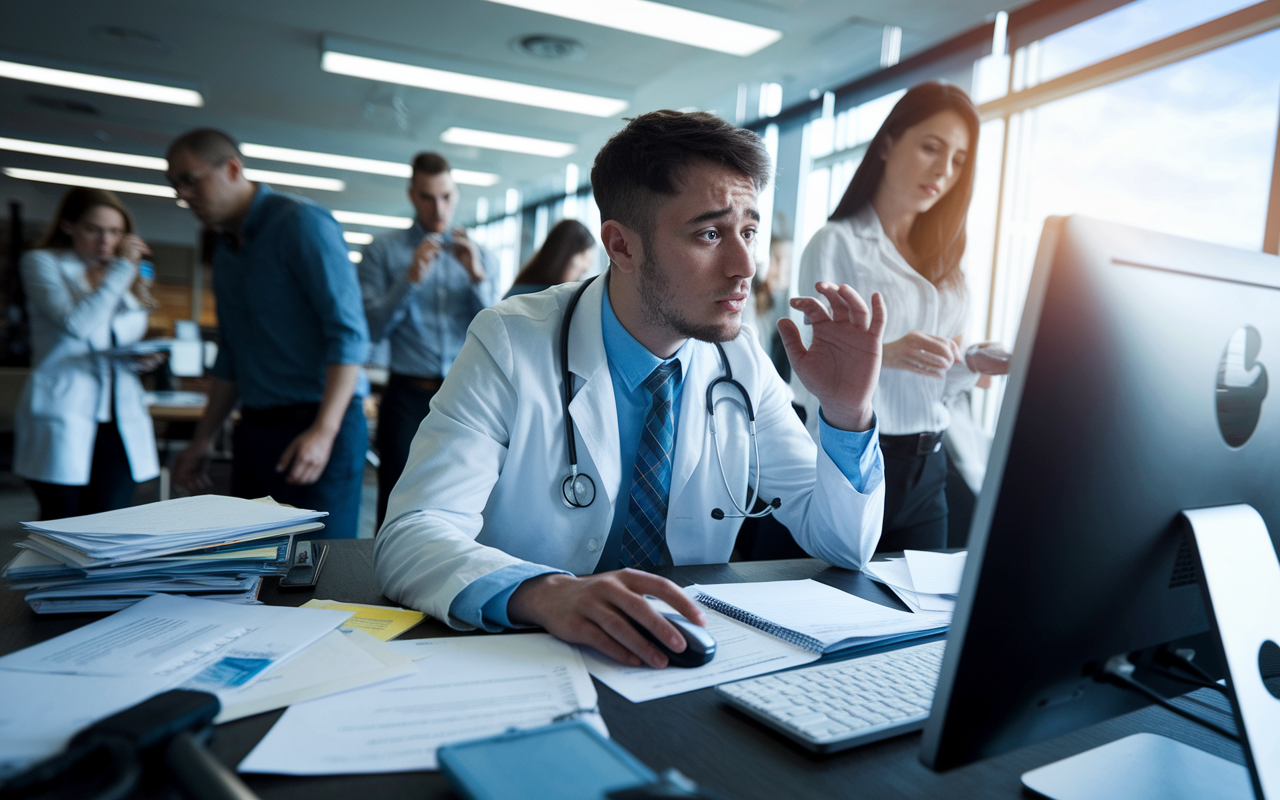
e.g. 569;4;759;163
637;251;741;344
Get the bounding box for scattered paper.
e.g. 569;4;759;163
0;595;351;691
301;599;426;641
903;550;967;596
238;634;599;775
213;628;416;723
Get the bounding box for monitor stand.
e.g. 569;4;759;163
1021;504;1280;800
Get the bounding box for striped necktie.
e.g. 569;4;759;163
620;360;681;569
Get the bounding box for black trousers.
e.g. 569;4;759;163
375;375;439;529
878;436;949;553
27;422;137;520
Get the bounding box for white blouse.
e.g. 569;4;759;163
791;205;977;438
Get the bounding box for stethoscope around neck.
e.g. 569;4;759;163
558;275;780;520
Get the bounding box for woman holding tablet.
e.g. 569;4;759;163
792;81;1009;552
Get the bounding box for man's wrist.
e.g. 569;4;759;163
820;405;874;433
508;572;569;626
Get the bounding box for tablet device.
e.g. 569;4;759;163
438;720;657;800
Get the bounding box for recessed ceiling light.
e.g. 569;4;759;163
348;251;363;263
0;137;344;192
3;167;175;197
441;127;575;158
480;0;782;57
243;142;497;185
343;231;374;245
321;51;627;117
0;58;202;106
332;210;413;229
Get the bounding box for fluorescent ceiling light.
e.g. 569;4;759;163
441;127;575;158
321;51;627;117
332;210;413;229
240;169;345;192
242;143;411;177
343;231;374;245
3;167;175;198
243;142;497;185
451;168;500;187
480;0;781;57
0;58;203;106
348;251;363;263
0;137;344;191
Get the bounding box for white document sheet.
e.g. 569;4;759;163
24;495;323;537
0;672;162;780
864;560;957;613
903;550;968;596
0;594;352;690
237;633;599;775
212;628;416;723
580;605;819;703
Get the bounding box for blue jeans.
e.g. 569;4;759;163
231;400;366;539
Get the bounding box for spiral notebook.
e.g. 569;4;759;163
689;579;950;656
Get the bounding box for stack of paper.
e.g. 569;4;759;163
2;496;326;613
862;550;967;614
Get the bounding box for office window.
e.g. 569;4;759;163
990;24;1280;369
1016;0;1256;88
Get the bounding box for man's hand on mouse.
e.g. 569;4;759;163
508;570;706;669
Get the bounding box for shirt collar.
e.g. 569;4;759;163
600;277;691;393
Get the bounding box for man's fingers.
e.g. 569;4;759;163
836;283;871;329
869;292;887;339
573;619;644;667
618;571;706;626
789;297;831;325
776;319;806;362
814;282;853;323
276;440;298;473
595;606;670;668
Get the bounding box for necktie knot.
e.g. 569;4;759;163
644;360;680;399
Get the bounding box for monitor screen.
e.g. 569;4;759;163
920;215;1280;770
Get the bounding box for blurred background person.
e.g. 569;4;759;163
167;129;370;538
358;152;498;529
14;188;161;520
743;233;794;384
504;218;596;298
792;82;1009;552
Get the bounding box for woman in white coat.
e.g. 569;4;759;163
15;187;160;519
793;82;1009;552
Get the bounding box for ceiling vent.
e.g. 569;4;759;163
28;94;100;115
513;35;585;61
90;26;172;55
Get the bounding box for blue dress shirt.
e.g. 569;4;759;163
448;282;879;631
358;224;500;379
209;185;370;409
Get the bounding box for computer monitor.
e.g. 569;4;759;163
919;216;1280;793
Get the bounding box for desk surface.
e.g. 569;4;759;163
0;541;1244;799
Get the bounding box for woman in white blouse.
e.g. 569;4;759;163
793;82;1009;551
15;187;160;520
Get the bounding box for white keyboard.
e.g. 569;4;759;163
716;639;945;753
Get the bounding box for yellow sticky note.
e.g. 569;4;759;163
301;599;426;641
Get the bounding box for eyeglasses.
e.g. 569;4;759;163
165;161;225;192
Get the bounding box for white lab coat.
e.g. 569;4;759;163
375;273;884;627
14;249;159;485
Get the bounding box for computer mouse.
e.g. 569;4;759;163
630;611;716;668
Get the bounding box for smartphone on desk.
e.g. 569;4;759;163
438;720;656;800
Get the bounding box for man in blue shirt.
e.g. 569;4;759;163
357;152;499;528
375;111;886;668
166;129;370;538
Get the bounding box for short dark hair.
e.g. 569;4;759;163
167;128;241;164
411;152;451;177
590;110;771;236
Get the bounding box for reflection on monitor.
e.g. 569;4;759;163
920;216;1280;793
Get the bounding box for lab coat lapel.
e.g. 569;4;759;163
566;274;622;506
668;340;713;513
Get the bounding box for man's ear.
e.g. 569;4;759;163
601;219;643;274
225;156;246;183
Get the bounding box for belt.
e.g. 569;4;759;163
880;431;945;456
389;373;444;392
240;402;320;428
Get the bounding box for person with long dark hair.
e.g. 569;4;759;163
505;219;596;298
15;187;161;519
792;81;1009;552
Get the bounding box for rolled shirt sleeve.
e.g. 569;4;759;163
817;411;881;494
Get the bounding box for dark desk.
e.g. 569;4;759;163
0;541;1245;799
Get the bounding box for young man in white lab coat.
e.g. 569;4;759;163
375;110;886;669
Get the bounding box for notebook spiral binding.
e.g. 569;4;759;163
694;592;826;654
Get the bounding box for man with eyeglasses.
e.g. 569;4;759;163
166;128;370;538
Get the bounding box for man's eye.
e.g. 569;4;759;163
702;230;719;241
